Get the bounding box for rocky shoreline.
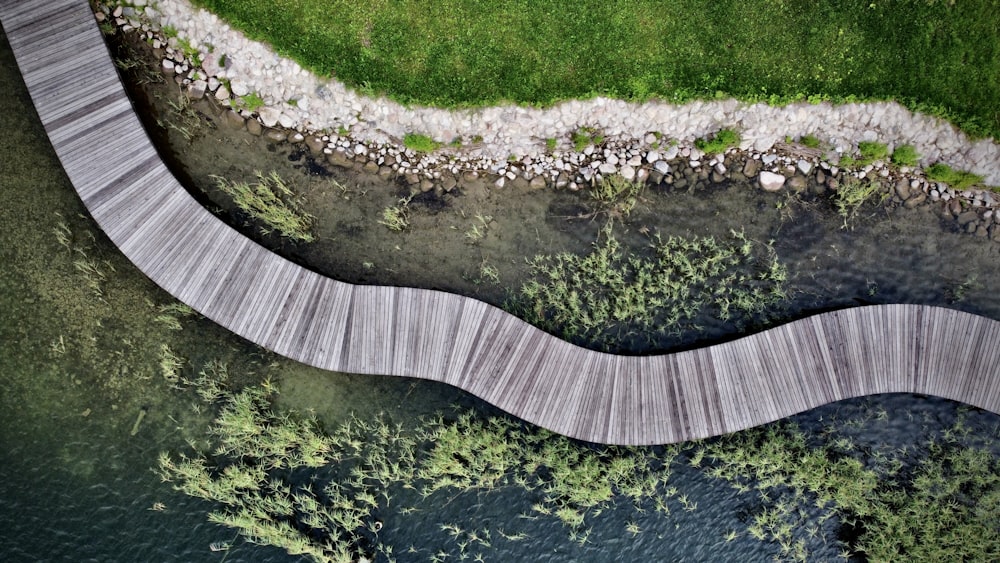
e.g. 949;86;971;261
97;0;1000;242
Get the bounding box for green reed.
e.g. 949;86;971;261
212;171;315;242
516;222;787;351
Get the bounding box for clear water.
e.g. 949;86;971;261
2;26;999;563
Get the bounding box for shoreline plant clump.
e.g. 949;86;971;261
833;178;888;228
212;171;315;242
517;223;787;352
926;163;986;191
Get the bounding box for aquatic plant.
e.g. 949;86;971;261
589;174;643;217
212;171;315;242
701;415;1000;561
379;196;411;231
158;375;1000;562
159;384;412;562
833;177;887;228
516;223;787;351
464;213;492;241
416;410;678;529
158;344;184;384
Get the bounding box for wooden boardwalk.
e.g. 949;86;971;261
4;0;999;445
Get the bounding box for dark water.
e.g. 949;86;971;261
2;24;1000;563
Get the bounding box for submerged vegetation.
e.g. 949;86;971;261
159;378;1000;563
516;223;787;351
834;178;888;228
212;170;315;242
705;416;1000;561
378;196;412;231
189;0;1000;138
589;174;644;217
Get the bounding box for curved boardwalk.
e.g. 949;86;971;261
4;0;1000;445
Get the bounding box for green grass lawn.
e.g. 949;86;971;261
192;0;999;139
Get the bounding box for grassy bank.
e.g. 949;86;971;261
191;0;999;139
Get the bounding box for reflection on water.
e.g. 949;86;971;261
2;25;999;563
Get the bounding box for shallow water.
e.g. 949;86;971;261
2;25;1000;563
119;31;1000;355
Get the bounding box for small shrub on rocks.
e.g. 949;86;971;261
239;92;265;112
890;144;919;167
403;133;442;153
857;141;889;165
799;135;821;149
571;127;603;151
926;163;984;191
695;129;740;155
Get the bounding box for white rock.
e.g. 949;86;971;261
620;165;636;181
214;85;230;101
230;80;250;97
762;154;777;166
759;171;786;192
278;113;296;128
257;107;281;127
598;162;618;176
797;159;812;175
653;160;670;175
646;150;660;164
161;59;175;73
